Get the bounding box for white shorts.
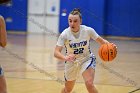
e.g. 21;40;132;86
64;53;96;81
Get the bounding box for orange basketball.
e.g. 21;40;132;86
98;43;117;62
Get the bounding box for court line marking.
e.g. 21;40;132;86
129;88;140;93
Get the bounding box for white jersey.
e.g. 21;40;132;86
57;25;99;61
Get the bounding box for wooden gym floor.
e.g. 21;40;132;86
0;33;140;93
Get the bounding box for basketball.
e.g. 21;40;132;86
98;43;117;62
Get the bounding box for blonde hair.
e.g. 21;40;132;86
70;8;82;19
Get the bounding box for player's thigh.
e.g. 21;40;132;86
65;80;76;90
82;67;95;82
0;67;6;90
0;76;7;91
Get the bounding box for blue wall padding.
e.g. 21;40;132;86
0;0;27;31
59;0;140;37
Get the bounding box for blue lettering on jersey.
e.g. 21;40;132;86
69;40;87;48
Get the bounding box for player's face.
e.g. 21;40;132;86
68;14;82;32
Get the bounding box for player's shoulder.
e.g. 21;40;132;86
59;27;70;39
80;25;94;30
61;27;70;35
80;25;96;33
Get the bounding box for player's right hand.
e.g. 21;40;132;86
65;54;76;62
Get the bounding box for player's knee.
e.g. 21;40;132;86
65;87;73;93
85;79;94;88
65;88;73;93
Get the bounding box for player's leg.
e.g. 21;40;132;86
0;15;7;47
81;55;98;93
82;68;98;93
0;67;7;93
61;80;76;93
62;60;78;93
82;67;98;93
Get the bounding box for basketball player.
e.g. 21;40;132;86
54;8;109;93
0;15;7;93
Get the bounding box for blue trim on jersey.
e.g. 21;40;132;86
88;46;91;54
88;40;91;53
64;45;67;54
0;67;3;76
64;73;67;81
64;45;67;63
86;57;94;69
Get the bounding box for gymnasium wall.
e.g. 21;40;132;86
28;0;60;34
0;0;140;37
105;0;140;37
0;0;27;31
59;0;140;37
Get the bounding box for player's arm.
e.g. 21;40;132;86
54;31;67;61
95;36;109;45
0;16;7;47
95;36;117;50
88;27;109;45
54;45;76;62
54;45;66;61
